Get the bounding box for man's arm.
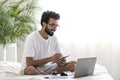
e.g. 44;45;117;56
26;53;62;67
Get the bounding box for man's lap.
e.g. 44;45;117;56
21;61;76;75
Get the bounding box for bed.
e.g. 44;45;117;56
0;61;114;80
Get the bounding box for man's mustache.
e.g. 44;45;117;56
50;29;56;32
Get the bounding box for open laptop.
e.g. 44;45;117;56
44;57;97;79
74;57;97;78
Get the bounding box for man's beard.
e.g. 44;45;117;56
45;26;55;36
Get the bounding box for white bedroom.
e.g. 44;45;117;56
0;0;120;80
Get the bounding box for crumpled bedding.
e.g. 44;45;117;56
0;61;113;80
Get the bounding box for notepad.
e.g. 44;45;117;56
51;55;70;64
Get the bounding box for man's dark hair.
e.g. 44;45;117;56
41;10;60;26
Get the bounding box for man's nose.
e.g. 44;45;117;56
51;27;56;31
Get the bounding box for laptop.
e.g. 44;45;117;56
74;57;97;78
44;57;97;79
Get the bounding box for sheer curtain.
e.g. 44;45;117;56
37;0;120;80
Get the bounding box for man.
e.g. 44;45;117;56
21;11;76;75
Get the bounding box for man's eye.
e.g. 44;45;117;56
51;24;56;26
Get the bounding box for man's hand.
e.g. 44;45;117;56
50;53;62;61
57;59;67;67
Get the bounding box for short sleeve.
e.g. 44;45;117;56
23;36;35;57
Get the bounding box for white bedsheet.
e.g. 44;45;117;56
0;61;114;80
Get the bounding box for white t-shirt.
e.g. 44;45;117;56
21;31;61;72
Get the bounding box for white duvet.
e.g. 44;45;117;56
0;61;113;80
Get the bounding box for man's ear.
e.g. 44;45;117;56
42;22;46;27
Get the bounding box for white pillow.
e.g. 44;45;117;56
0;61;21;74
94;64;108;75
